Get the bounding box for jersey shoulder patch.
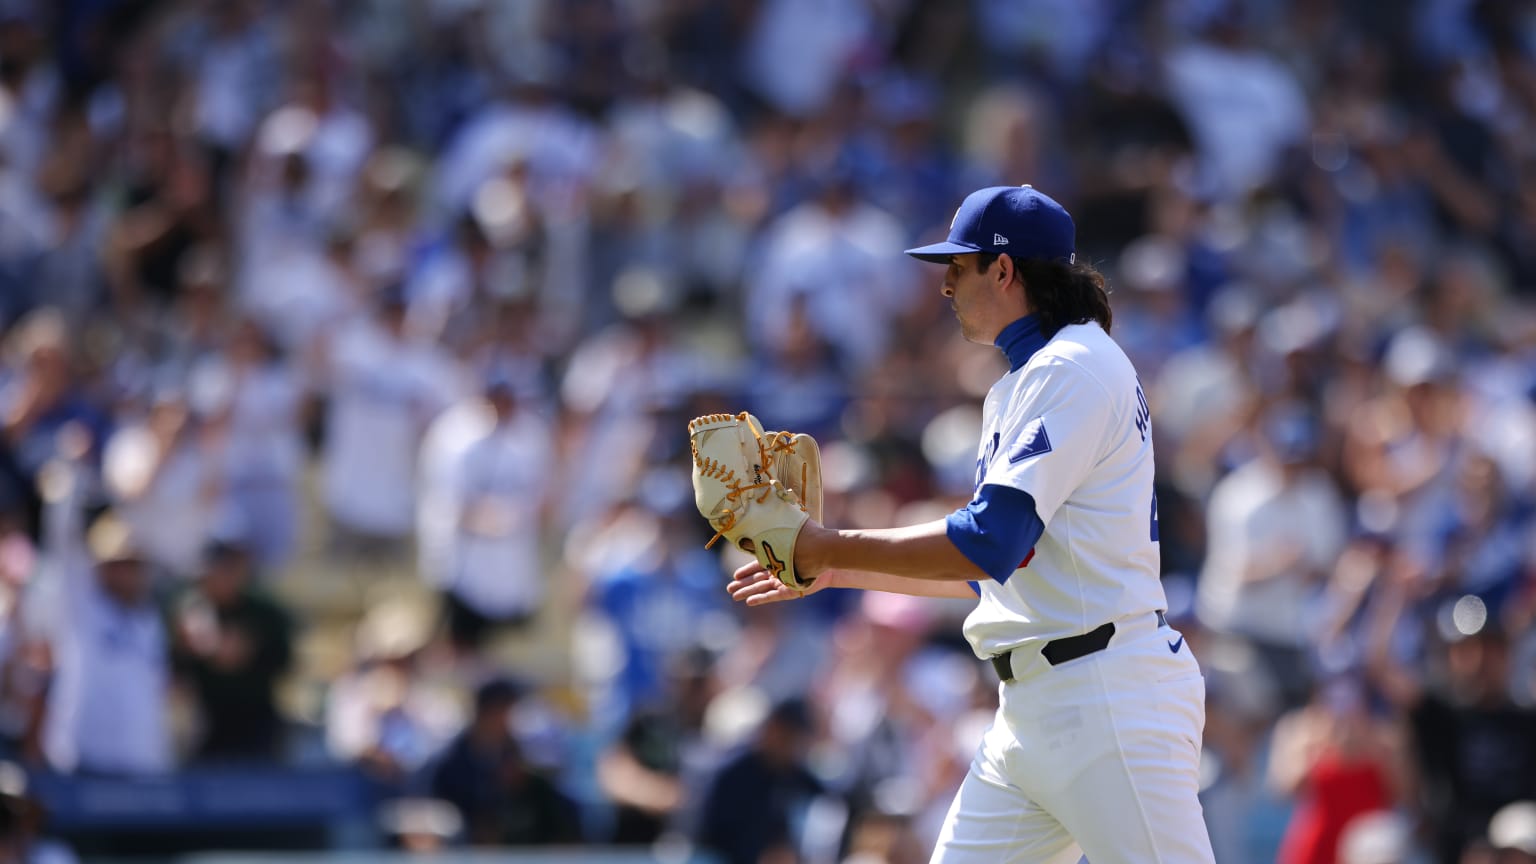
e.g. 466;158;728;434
1007;418;1053;463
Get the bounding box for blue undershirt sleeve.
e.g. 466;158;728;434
945;484;1046;584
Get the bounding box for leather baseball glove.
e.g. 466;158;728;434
688;412;822;590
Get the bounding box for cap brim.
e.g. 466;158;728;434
903;241;981;263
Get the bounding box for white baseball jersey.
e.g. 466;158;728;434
964;321;1168;659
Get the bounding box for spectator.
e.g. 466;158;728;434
148;247;230;386
1110;232;1204;380
102;389;217;580
815;593;940;826
428;678;580;847
325;599;463;792
1370;611;1536;862
741;0;872;117
693;695;825;864
179;0;278;192
743;302;849;440
433;370;553;651
233;124;318;275
40;509;170;776
1269;676;1406;864
1152;286;1261;501
1342;327;1469;564
584;496;730;716
30;167;107;341
408;177;547;354
0;310;111;530
1163;10;1310;199
416;392;493;621
748;169;916;373
264;69;373;226
103;124;217;315
319;284;460;559
171;539;293;762
0;3;1528;860
189;317;304;572
597;647;719;844
1198;407;1348;705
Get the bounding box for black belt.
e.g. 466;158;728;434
990;611;1168;683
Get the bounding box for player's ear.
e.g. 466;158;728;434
993;253;1016;291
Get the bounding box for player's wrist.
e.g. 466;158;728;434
794;520;832;584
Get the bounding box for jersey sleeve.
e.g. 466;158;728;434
981;359;1114;525
946;484;1045;583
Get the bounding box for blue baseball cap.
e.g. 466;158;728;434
905;185;1076;265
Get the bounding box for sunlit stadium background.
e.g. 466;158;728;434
0;1;1532;863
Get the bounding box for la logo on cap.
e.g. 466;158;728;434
993;234;1009;246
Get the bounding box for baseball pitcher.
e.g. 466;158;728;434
691;185;1215;863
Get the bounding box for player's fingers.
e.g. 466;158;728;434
729;575;780;602
732;559;768;581
745;584;797;606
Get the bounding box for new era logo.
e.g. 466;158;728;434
993;233;1009;246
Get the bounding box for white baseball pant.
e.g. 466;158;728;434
931;614;1215;863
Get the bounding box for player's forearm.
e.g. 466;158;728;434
798;519;987;588
829;568;978;599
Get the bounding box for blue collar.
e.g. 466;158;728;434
994;315;1048;372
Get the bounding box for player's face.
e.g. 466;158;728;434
942;253;1004;344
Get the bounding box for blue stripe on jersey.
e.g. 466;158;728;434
994;314;1048;371
967;581;981;596
945;484;1046;584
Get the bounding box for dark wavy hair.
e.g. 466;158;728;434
975;254;1113;338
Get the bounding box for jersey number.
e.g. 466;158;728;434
1150;492;1160;542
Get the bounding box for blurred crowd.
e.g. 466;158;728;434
0;0;1533;862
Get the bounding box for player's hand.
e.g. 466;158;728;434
728;559;834;606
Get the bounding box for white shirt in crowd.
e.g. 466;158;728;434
749;199;916;371
742;0;872;115
35;475;169;776
1197;458;1347;646
1151;339;1253;498
435;99;602;219
188;19;272;151
190;355;305;487
1164;38;1309;199
242;246;358;363
418;399;495;591
103;417;213;579
325;665;463;775
323;317;462;537
440;409;554;618
43;569;171;775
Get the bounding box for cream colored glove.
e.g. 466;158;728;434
688;412;822;590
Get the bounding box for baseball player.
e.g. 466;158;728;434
728;185;1215;863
